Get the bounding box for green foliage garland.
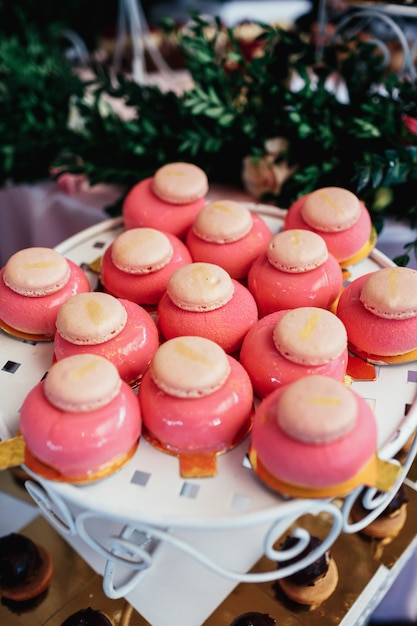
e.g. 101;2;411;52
0;24;84;184
1;13;417;262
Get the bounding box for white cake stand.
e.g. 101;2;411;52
1;207;417;625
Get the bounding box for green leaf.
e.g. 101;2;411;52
203;106;227;118
190;102;208;115
218;112;235;126
393;253;410;267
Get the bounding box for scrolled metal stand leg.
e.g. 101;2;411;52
24;478;77;535
74;500;343;597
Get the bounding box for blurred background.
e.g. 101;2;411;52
0;1;315;46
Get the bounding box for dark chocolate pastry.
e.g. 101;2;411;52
275;532;338;606
380;484;409;518
352;483;409;539
230;611;276;626
0;532;53;602
278;534;329;586
61;607;114;626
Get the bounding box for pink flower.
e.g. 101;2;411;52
55;172;89;195
403;114;417;137
50;166;89;195
242;138;297;200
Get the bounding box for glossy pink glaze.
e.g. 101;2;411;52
123;177;206;239
247;253;342;317
54;299;159;385
251;384;377;489
284;195;372;264
139;356;253;454
337;273;417;356
185;214;272;280
19;381;141;479
0;261;90;337
100;232;192;307
157;279;259;353
240;310;348;398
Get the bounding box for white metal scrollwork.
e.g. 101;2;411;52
317;1;417;78
24;478;77;535
72;500;343;599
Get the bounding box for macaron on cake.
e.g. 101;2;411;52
240;307;348;399
276;534;338;608
100;227;192;310
249;375;400;499
54;292;159;387
0;246;90;340
336;266;417;363
247;229;343;317
122;162;209;239
139;336;254;478
185;199;272;280
18;354;141;483
157;261;259;354
284;186;376;267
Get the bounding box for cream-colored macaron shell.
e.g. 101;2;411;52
3;247;71;296
273;307;347;365
192;200;253;243
360;267;417;320
167;262;234;311
44;354;122;412
268;230;328;272
277;375;357;444
150;336;231;398
111;228;174;274
301;187;361;232
152;162;209;204
56;292;127;345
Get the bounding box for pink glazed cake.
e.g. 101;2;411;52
122;162;208;239
0;247;90;339
139;336;254;476
185;199;272;280
19;354;141;482
157;262;258;353
54;292;159;387
247;229;343;317
336;266;417;361
100;227;192;309
249;375;378;498
240;307;348;398
284;186;376;267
